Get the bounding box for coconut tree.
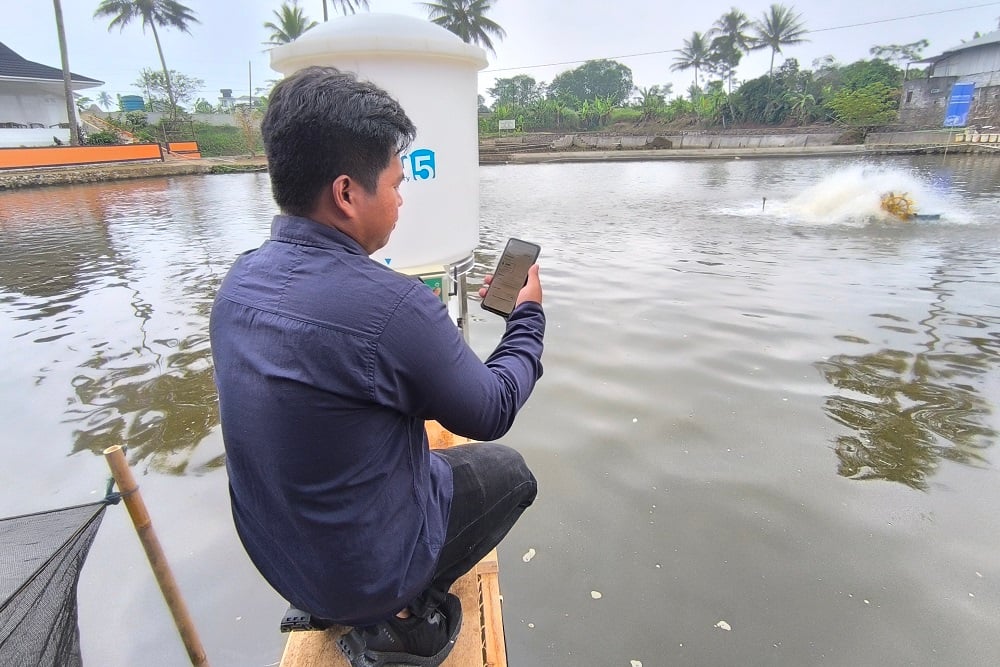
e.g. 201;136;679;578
320;0;369;20
97;90;114;110
709;9;753;94
752;3;808;79
264;0;318;45
53;0;81;145
712;8;754;53
671;31;711;93
94;0;199;118
419;0;507;57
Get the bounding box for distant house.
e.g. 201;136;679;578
217;89;260;111
0;41;103;147
900;31;1000;129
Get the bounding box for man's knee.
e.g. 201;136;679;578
492;443;536;508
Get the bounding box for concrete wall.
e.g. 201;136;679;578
99;111;241;127
867;128;1000;146
0;127;71;148
0;81;69;128
900;77;1000;128
866;130;958;146
558;132;842;150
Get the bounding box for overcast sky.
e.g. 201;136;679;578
5;1;1000;107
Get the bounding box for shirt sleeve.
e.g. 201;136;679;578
372;283;545;442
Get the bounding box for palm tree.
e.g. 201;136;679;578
264;0;318;45
94;0;199;118
752;3;808;79
671;31;711;92
53;0;81;145
712;8;754;53
709;9;753;94
321;0;369;21
97;90;114;110
419;0;507;56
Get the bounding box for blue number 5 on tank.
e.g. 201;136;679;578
404;149;436;180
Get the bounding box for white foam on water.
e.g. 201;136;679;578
732;165;972;225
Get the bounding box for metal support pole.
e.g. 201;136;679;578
103;445;210;667
458;272;470;344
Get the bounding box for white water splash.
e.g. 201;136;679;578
760;166;963;225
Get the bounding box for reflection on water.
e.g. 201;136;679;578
0;176;273;473
818;345;995;490
816;253;999;490
66;330;222;471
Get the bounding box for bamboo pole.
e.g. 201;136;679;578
103;445;210;667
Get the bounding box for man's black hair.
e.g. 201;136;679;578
261;66;417;217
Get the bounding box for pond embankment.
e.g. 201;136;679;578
2;130;994;190
0;156;267;191
478;128;996;164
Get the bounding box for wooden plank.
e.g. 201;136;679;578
280;566;484;667
279;625;350;667
280;421;505;666
426;420;472;449
480;569;507;667
443;569;487;666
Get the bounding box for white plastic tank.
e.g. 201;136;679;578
269;13;488;272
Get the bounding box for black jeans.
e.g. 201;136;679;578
408;442;537;619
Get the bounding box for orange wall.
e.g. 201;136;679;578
166;142;201;159
0;144;163;170
167;141;199;152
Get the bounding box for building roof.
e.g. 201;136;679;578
917;30;1000;63
0;41;103;85
942;29;1000;54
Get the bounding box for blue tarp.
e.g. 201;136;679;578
943;82;975;127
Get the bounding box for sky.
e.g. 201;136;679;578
4;1;1000;108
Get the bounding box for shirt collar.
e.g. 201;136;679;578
269;214;366;256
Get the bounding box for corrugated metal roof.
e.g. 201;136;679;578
940;30;1000;56
0;41;102;84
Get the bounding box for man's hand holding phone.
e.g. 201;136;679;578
480;263;542;309
480;238;542;318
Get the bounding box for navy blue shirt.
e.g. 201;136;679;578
210;215;544;625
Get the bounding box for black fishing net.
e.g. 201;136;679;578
0;501;108;667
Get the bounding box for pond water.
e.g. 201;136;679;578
1;154;998;666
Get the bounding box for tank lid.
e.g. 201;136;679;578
270;13;488;74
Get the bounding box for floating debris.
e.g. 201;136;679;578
590;591;602;599
714;620;731;631
631;661;643;667
522;548;536;563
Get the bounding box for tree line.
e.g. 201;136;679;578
479;4;946;136
51;1;997;148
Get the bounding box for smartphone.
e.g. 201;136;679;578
481;237;541;318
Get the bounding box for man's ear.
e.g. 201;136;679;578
331;175;354;217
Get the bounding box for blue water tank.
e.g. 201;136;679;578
120;95;145;111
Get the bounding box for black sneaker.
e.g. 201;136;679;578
337;593;463;667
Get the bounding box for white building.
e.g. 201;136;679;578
901;31;1000;129
1;41;103;147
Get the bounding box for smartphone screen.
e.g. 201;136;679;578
481;237;541;318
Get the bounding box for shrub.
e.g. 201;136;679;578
609;107;642;124
84;130;121;145
191;123;262;157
